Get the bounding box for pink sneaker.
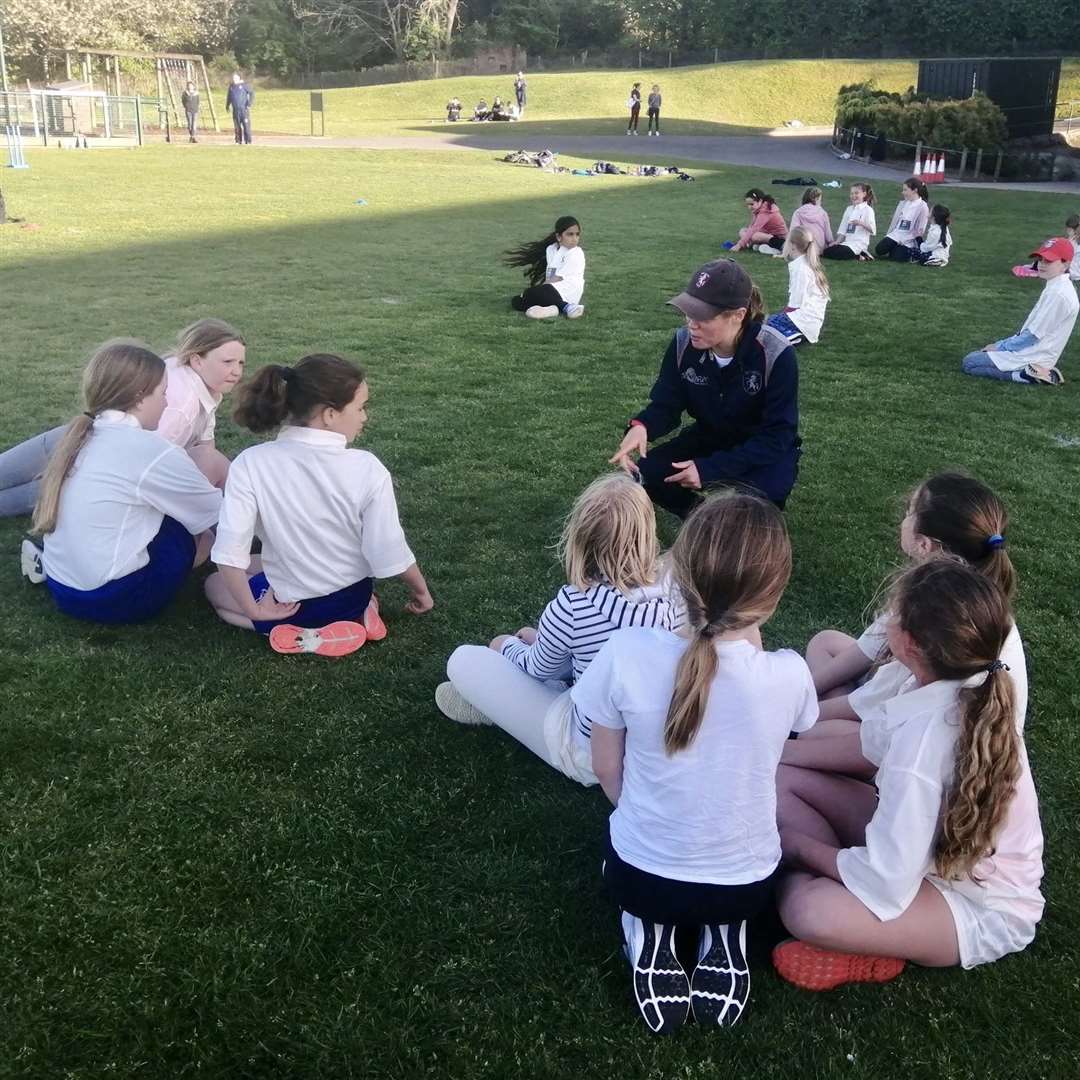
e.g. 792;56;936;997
363;595;388;642
268;621;367;658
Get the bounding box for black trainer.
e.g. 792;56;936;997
691;920;750;1027
620;910;690;1034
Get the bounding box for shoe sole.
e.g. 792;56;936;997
692;922;749;1026
629;921;690;1034
525;306;559;319
771;939;905;991
363;596;388;641
268;621;367;657
20;538;44;584
434;682;492;726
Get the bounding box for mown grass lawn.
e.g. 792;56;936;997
1;145;1079;1079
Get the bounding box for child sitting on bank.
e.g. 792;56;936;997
875;178;930;262
963;236;1078;385
766;227;830;345
205;354;433;657
727;190;788;255
789;187;833;255
505;215;586;319
435;472;682;786
913;205;952;266
823;183;876;261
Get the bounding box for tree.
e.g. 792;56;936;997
293;0;420;62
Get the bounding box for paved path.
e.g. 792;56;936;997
195;129;1078;194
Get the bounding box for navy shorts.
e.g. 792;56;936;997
248;573;373;635
46;515;196;624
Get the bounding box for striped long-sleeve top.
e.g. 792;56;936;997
499;580;684;743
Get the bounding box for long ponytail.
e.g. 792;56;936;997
889;559;1019;881
504;215;579;286
233;353;365;434
664;492;792;754
32;340;165;535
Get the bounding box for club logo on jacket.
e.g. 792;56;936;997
682;368;710;386
743;370;762;395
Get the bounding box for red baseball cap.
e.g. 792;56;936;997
1030;237;1075;262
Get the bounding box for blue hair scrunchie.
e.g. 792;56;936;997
985;533;1005;550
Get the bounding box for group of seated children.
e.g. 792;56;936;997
436;470;1043;1033
727;181;953;267
13;326;432;655
466;96;514;122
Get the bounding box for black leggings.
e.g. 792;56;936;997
875;237;915;262
647;108;660;133
603;834;776;924
822;243;859;260
511;284;566;311
628;105;640;131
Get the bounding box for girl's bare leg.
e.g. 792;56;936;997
204;555;263;630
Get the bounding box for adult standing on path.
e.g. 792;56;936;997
627;82;641;135
514;72;527;117
226;72;254;145
181;81;200;143
610;259;801;517
647;84;662;137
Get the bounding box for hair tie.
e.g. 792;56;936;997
699;625;715;640
985;660;1010;674
279;367;293;384
985;533;1005;550
83;411;95;420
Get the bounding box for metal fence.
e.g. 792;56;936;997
0;89;167;145
832;123;1076;182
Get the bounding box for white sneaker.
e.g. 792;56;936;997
564;304;584;319
691;921;750;1027
435;682;493;726
525;305;558;319
20;538;44;584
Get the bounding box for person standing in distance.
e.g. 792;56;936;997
514;72;527;117
627;83;642;135
610;259;801;516
181;81;200;143
225;72;254;145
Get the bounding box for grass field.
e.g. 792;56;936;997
2;144;1080;1079
246;57;1080;139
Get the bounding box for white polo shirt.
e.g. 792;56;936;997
546;242;586;305
211;425;416;602
835;203;876;255
572;629;818;884
838;663;1044;968
986;274;1079;373
786;255;829;343
42;411;223;591
157;356;221;449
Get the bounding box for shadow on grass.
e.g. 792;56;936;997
406;116;772;139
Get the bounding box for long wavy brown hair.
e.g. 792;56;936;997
890;558;1020;880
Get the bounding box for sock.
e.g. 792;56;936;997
559;302;571;315
1014;369;1032;383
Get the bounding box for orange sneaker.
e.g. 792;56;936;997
771;939;905;991
363;595;388;642
268;621;367;658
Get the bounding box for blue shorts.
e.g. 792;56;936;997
766;311;803;343
248;573;373;635
46;515;196;624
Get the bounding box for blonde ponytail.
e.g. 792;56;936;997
664;491;792;754
32;340;165;535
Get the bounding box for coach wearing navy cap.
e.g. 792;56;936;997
610;259;801;517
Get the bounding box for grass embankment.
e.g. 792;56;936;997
1;148;1079;1079
252;58;921;137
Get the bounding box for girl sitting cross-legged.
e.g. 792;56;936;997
773;558;1044;990
573;491;819;1034
205;354;433;657
435;472;683;785
505;215;586;320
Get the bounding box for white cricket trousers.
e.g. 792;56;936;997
446;645;597;786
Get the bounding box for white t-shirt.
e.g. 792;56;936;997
546;242;586;305
571;629;818;884
157;356;220;449
853;616;1028;732
838;664;1044;968
834;203;876;255
786;255;830;343
986;274;1079;373
885;199;930;248
42;411;223;591
918;223;952;266
211;425;415;602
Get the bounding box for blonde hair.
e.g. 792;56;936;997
889;558;1019;881
32;340;165;535
664;491;792;754
559;472;659;593
783;226;830;298
174;318;245;366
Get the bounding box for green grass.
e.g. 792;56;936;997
248;57;1080;139
2;146;1080;1079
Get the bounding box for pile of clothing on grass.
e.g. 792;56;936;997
575;162;694;181
500;149;560;169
